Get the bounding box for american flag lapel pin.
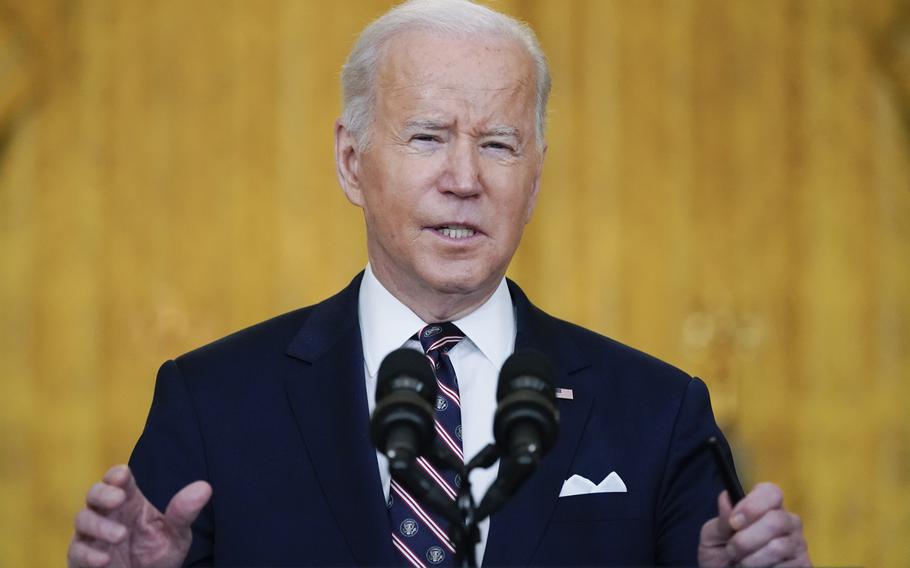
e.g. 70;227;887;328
555;387;574;400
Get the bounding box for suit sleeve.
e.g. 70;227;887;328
655;377;739;565
129;359;215;567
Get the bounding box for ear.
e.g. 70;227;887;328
334;120;365;207
523;144;547;224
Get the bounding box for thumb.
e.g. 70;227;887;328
715;490;735;540
164;481;212;530
702;490;735;546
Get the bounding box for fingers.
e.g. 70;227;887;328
85;482;127;512
726;509;799;562
74;508;128;544
741;528;809;567
701;482;811;567
96;464;150;527
67;538;111;568
85;464;138;514
738;534;801;567
776;546;812;568
164;480;212;530
729;482;784;531
102;464;139;500
70;465;140;567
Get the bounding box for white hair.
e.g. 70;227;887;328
340;0;551;150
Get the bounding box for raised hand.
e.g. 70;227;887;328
68;465;211;568
699;482;811;567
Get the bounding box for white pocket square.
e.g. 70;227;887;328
559;471;627;497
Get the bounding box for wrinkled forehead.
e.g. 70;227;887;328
375;30;537;120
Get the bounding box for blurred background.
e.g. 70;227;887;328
1;0;908;566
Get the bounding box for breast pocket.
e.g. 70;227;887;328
551;491;640;522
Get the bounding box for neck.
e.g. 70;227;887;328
369;264;501;323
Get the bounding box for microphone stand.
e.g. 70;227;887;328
424;443;520;568
375;349;557;567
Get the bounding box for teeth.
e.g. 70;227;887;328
439;226;475;239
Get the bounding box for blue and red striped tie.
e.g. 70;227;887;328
388;322;465;568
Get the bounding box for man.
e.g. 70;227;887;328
68;1;811;566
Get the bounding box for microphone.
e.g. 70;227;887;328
493;350;559;463
370;348;437;467
477;350;559;519
370;348;461;525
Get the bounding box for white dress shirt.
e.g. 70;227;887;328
358;264;515;565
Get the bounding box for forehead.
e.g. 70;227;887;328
374;30;536;127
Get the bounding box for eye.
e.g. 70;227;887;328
483;141;515;152
410;134;441;143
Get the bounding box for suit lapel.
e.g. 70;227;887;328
483;282;594;566
284;273;395;566
280;276;594;566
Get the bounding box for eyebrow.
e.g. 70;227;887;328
483;126;520;139
403;120;451;131
402;121;523;141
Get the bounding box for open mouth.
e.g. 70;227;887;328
433;225;477;239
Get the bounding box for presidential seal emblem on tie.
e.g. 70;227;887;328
386;322;466;566
400;518;419;537
426;546;445;565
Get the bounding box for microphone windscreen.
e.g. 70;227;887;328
497;350;555;401
377;348;435;403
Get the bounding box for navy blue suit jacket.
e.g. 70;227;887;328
130;273;735;566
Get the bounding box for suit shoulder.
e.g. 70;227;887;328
172;274;362;373
542;311;693;392
172;305;315;373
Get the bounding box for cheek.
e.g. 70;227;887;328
376;165;439;213
495;183;535;222
363;194;422;250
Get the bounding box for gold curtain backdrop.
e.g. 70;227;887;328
1;0;908;565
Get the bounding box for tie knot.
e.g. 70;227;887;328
417;322;465;357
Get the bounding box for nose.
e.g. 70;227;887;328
439;139;482;197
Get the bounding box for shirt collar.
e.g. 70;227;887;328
358;265;515;377
451;277;514;371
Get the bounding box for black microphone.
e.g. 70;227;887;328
370;348;462;525
370;348;437;467
493;350;559;463
477;350;559;519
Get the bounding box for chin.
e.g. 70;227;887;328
423;265;497;296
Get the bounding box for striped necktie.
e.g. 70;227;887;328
388;322;466;568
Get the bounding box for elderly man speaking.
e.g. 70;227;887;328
67;1;810;567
